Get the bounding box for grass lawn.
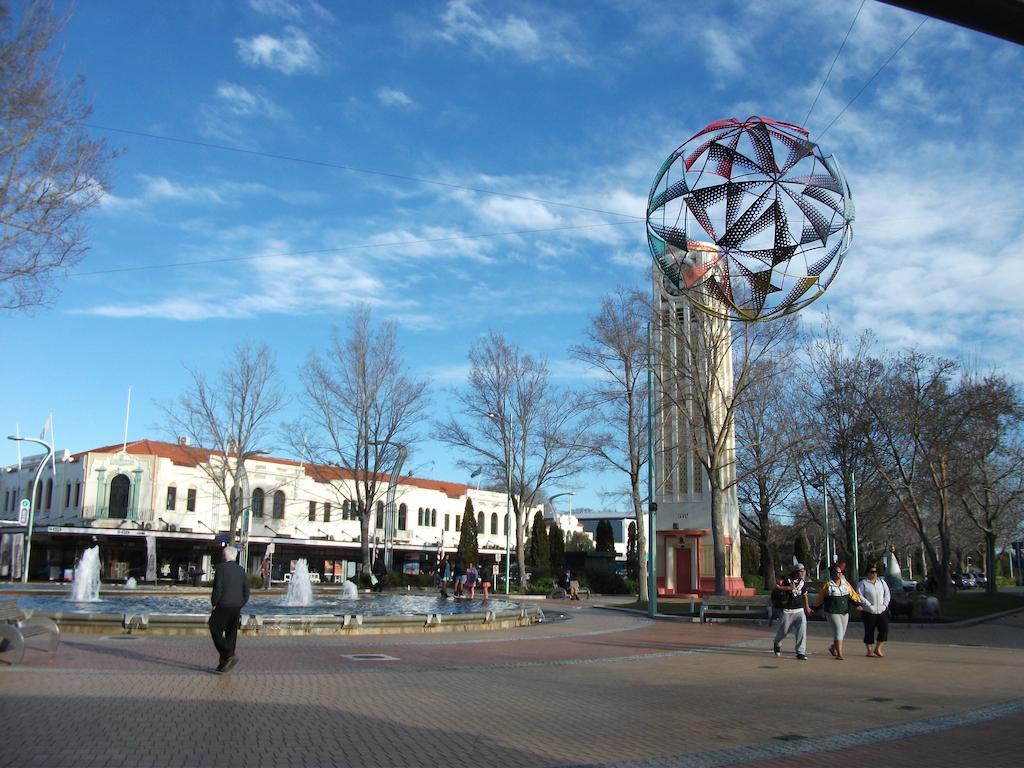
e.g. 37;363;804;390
931;591;1024;621
610;591;1024;622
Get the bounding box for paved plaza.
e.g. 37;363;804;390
2;601;1023;768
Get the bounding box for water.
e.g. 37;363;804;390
69;546;101;602
18;592;518;617
340;580;358;599
283;558;313;606
124;577;137;589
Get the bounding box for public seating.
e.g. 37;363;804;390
699;595;770;623
0;599;61;665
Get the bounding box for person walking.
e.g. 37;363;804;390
857;565;892;657
439;554;452;598
773;563;811;660
453;555;468;597
467;563;478;599
371;555;387;592
209;545;249;674
480;562;493;600
815;564;863;660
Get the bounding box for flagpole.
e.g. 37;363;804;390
122;387;132;454
48;413;56;474
15;423;22;470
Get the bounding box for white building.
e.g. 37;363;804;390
0;439;533;583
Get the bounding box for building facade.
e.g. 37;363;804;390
0;439;531;584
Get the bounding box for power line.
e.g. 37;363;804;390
816;17;929;140
70;217;643;277
803;0;866;128
84;122;638;220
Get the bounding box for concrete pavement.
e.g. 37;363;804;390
1;601;1022;767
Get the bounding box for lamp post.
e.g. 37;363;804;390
548;492;576;523
488;410;513;595
237;449;269;571
7;435;54;584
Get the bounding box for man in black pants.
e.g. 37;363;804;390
209;545;249;673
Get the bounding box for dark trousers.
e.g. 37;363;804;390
862;610;890;644
209;605;242;663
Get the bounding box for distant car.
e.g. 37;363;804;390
952;572;976;589
968;570;988;587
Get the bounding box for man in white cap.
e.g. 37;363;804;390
773;563;812;660
209;545;249;673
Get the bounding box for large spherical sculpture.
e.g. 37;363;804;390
646;116;854;322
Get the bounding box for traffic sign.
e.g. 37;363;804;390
18;499;30;526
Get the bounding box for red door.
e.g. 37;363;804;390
675;547;692;594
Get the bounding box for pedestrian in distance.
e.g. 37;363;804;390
480;562;493;600
815;563;863;660
453;555;468;597
371;554;387;592
439;554;452;598
857;564;892;657
467;562;478;599
209;545;249;674
772;563;812;660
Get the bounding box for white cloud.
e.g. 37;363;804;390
249;0;302;20
376;87;416;109
214;82;285;118
236;27;320;74
437;0;582;64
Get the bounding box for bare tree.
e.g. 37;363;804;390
569;287;650;601
437;331;595;586
292;306;429;572
656;290;798;595
160;343;285;547
956;372;1023;594
1;2;115;310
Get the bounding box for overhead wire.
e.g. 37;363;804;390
802;0;866;128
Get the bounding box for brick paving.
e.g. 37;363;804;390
1;602;1022;767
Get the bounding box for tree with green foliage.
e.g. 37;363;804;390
549;521;565;574
566;531;594;552
626;522;638;580
529;510;550;573
457;498;479;566
595;520;616;553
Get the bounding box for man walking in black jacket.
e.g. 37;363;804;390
209;545;249;673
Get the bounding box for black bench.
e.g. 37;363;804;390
699;596;771;623
0;599;61;666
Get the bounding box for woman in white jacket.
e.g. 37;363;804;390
857;565;892;657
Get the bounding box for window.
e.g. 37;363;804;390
504;514;509;535
324;502;331;522
308;501;317;522
251;488;264;518
444;514;450;531
477;512;484;530
431;509;437;527
166;486;177;511
417;507;424;526
375;501;384;529
342;499;351;520
64;483;71;508
186;488;196;512
44;478;53;510
108;474;130;519
398;503;407;530
491;513;498;535
455;514;461;532
273;490;285;519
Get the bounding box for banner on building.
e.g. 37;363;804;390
145;534;157;582
11;535;24;580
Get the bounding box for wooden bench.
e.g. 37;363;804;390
569;580;591;599
0;600;61;666
699;596;770;623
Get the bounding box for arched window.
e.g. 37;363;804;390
491;513;498;535
417;507;424;526
109;474;131;519
431;509;437;527
504;513;509;535
251;488;264;518
45;478;53;510
375;501;384;529
398;503;407;530
477;512;484;530
343;499;351;520
33;482;42;509
272;490;285;519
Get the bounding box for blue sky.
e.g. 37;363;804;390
3;0;1023;512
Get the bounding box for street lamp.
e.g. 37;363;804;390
487;410;513;595
7;435;55;584
237;449;269;571
549;491;576;518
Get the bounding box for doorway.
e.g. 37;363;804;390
675;546;692;593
